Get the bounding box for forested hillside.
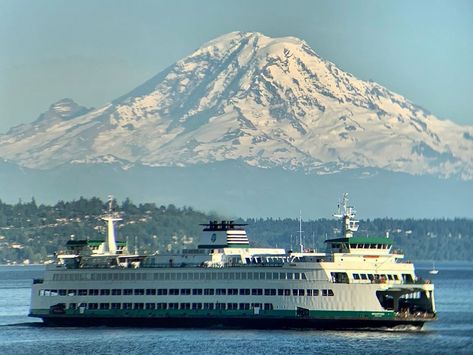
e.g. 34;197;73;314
0;197;471;263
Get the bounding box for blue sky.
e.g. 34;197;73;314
1;0;472;133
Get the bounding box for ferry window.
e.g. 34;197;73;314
180;303;190;310
292;289;299;296
402;274;414;283
284;289;291;296
252;289;263;296
313;289;319;296
88;303;98;310
203;303;214;310
241;273;247;280
239;288;250;295
393;275;399;280
387;275;393;280
278;289;284;296
107;274;113;280
169;289;179;295
295;273;301;280
211;273;217;280
328;290;334;296
279;272;286;280
307;289;312;296
299;289;305;296
253;273;259;280
181;289;191;295
58;289;66;296
260;272;266;280
146;289;156;296
264;289;276;296
227;303;238;310
216;303;226;310
168;303;179;310
153;273;159;280
100;289;110;296
228;289;238;295
302;273;307;280
145;303;155;310
133;303;144;310
251;303;262;309
239;303;250;310
124;289;133;295
69;303;77;310
156;303;167;310
181;273;188;281
192;303;202;310
353;274;360;280
176;273;182;281
228;272;235;280
122;303;132;310
164;273;170;281
264;303;273;310
266;272;272;280
322;289;328;296
216;289;226;295
111;303;121;310
134;289;144;296
130;273;136;281
68;290;76;296
271;272;278;280
204;288;214;295
88;289;98;296
99;303;109;310
78;289;87;296
124;273;130;281
368;274;374;281
247;273;253;280
192;289;203;295
287;273;294;280
360;274;367;280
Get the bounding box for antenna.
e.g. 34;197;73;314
298;211;302;252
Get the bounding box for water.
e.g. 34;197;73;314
0;263;472;354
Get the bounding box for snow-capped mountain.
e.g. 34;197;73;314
1;32;473;179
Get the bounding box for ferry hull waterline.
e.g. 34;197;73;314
29;194;436;330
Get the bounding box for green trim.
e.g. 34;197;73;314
325;237;393;245
30;308;394;320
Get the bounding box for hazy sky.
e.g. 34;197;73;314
1;0;472;133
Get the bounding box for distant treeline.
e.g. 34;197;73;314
0;197;471;263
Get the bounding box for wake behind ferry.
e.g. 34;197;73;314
29;194;436;329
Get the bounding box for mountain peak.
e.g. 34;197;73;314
1;32;473;179
36;98;92;122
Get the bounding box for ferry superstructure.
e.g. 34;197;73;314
29;195;436;329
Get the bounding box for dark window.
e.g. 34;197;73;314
307;289;312;296
227;303;238;310
134;303;144;310
239;303;250;310
203;303;214;310
88;303;98;309
111;303;121;310
169;289;179;295
111;289;121;295
312;289;319;296
252;289;263;295
69;303;77;310
122;303;132;310
353;274;360;280
58;289;66;296
299;289;305;296
88;289;99;296
239;289;250;295
292;289;299;296
216;289;226;295
192;289;203;295
192;303;202;310
99;303;109;310
204;289;214;295
146;289;156;295
277;289;284;296
123;289;133;295
168;303;179;310
181;289;191;295
216;303;226;310
328;289;334;296
251;303;262;308
228;289;238;295
67;290;77;296
134;289;144;295
157;289;168;295
100;289;110;296
145;303;155;310
322;289;328;296
180;303;191;310
156;303;167;310
284;289;291;296
264;303;273;310
360;274;368;280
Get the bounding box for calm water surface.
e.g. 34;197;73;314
0;263;472;355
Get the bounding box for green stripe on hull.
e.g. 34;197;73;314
30;308;394;320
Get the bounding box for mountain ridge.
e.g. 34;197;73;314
1;31;472;179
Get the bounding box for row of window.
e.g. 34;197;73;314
40;288;335;297
68;302;275;311
52;271;308;282
352;273;400;281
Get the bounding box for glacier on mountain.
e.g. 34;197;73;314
1;31;472;179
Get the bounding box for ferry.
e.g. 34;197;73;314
29;194;436;329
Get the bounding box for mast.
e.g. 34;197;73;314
299;210;304;253
333;193;359;238
101;196;122;255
